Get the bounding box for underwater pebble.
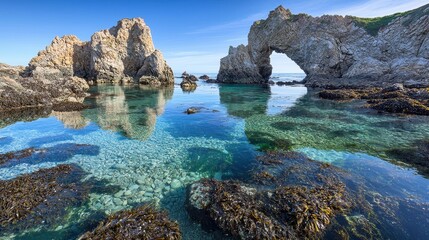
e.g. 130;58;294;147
113;198;123;206
114;191;124;198
171;179;182;189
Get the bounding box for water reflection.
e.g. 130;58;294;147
51;111;89;129
83;85;173;141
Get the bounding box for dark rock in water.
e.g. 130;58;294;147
318;89;369;100
370;98;429;115
80;205;181;240
186;151;354;239
187;179;296;239
199;75;210;80
180;76;197;91
268;80;275;85
206;79;218;83
276;80;303;86
189;75;198;81
0;164;90;233
184;107;200;114
319;87;429;115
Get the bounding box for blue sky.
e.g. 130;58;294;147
0;0;427;73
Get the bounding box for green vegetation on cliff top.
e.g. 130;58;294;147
352;4;428;36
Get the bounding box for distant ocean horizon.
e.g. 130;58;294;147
175;72;306;82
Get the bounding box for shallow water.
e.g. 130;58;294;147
0;74;428;239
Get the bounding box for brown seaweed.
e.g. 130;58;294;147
80;204;181;240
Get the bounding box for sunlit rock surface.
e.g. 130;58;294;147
218;4;429;87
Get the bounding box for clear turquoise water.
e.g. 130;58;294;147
0;74;428;239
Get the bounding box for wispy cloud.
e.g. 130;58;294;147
327;0;428;17
186;12;266;35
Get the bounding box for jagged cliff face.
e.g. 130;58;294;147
29;18;173;85
217;5;429;87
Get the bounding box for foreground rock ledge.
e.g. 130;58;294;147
80;205;181;240
217;4;429;87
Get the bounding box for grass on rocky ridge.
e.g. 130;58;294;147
351;4;428;36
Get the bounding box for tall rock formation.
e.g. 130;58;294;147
0;18;173;111
217;4;429;87
29;18;173;85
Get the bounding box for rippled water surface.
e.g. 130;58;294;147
1;74;428;239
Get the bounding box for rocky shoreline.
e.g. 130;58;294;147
319;83;429;115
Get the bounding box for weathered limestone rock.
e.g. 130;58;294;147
28;35;90;78
29;18;173;84
217;4;429;87
0;64;89;111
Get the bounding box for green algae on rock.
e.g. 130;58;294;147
80;205;181;240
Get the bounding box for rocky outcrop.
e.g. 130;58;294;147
0;64;89;111
80;205;181;239
0;18;172;111
29;18;173;85
28;35;90;78
217;4;429;87
180;75;197;92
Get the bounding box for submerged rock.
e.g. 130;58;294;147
217;4;429;87
80;205;181;240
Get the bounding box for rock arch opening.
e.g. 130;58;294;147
269;51;305;76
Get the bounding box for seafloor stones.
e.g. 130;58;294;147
80;205;181;240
